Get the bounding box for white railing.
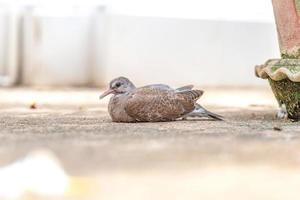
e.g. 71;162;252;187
0;6;20;86
21;5;106;86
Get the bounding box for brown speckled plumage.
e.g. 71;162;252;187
124;88;203;122
100;77;222;122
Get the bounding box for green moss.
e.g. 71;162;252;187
266;59;300;73
281;48;300;59
270;65;300;73
268;79;300;120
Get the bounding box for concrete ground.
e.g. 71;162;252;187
1;87;300;199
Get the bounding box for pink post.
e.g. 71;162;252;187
255;0;300;120
272;0;300;58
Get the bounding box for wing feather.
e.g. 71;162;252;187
124;87;203;122
175;85;194;91
124;88;186;122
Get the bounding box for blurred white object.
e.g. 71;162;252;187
109;0;274;22
0;150;69;198
0;1;280;87
0;6;20;86
22;5;106;86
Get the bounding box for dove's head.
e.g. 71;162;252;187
100;77;136;99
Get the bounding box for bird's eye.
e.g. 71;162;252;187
115;82;121;87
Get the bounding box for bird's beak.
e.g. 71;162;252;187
100;89;114;99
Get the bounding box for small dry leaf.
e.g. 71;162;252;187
273;126;282;131
30;102;37;109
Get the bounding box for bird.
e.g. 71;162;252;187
99;77;223;122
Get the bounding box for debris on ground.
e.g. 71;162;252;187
30;102;37;109
273;126;282;131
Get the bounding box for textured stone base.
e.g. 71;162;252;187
268;78;300;120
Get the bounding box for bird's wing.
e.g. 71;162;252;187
124;87;202;122
141;84;194;92
175;90;204;111
175;85;194;91
140;84;171;90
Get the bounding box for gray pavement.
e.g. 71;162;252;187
0;87;300;199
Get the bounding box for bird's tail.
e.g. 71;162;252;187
184;103;223;121
203;109;223;121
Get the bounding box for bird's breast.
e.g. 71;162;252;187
108;95;135;122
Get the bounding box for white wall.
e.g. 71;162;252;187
108;0;274;22
21;7;105;86
23;17;92;86
101;15;280;86
1;1;281;86
0;10;7;75
0;7;20;86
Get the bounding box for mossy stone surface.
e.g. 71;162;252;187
269;59;300;73
281;48;300;59
268;78;300;119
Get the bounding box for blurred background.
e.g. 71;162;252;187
0;0;279;87
3;1;299;200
